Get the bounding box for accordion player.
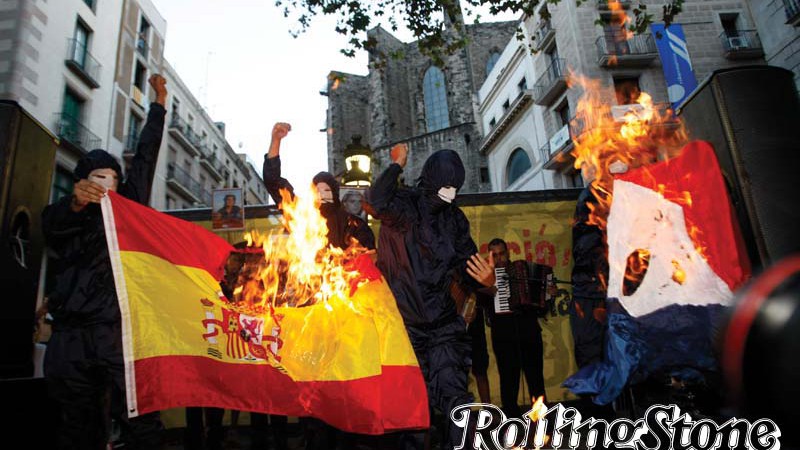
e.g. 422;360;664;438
493;260;555;316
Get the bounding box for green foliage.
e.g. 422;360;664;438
274;0;684;66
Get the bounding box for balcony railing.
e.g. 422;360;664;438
199;148;226;181
136;36;149;58
54;113;102;154
533;58;567;106
597;0;631;9
64;38;101;88
542;123;575;171
596;33;657;67
533;20;555;51
168;115;202;156
784;0;800;25
719;30;764;60
167;163;205;204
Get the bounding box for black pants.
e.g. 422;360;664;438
401;318;474;450
45;324;164;449
252;413;288;450
569;297;607;368
184;407;225;450
490;312;545;418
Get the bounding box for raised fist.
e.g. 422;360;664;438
390;143;408;168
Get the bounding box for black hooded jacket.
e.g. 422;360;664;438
41;103;166;326
369;150;479;327
262;156;375;250
571;184;609;299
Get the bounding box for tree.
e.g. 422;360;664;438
274;0;685;66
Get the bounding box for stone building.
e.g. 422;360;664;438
749;0;800;89
324;15;518;193
478;0;768;192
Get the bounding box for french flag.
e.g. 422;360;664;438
564;141;751;404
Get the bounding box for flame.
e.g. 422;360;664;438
226;186;369;316
527;395;547;422
570;74;688;231
671;260;686;284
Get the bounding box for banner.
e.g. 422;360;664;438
461;197;578;403
651;23;698;108
101;191;428;435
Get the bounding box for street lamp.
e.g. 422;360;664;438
342;135;372;187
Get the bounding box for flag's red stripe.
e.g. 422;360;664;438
132;355;429;435
618;141;751;291
108;192;232;278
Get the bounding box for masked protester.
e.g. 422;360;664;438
370;144;491;449
41;74;168;449
262;122;375;251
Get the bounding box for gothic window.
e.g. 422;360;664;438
507;148;532;186
423;66;450;132
486;52;501;74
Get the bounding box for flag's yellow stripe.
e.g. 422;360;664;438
120;251;419;382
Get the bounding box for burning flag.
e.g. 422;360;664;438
100;191;428;434
564;141;751;403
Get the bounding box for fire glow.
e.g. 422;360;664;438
227;186;369;315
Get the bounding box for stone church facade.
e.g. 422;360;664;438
323;19;518;193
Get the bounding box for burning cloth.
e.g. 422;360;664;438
99;191;428;434
564;141;751;404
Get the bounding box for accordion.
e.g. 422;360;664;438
494;261;554;316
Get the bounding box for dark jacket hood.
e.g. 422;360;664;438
74;149;122;181
417;149;465;192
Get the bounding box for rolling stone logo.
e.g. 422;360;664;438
451;403;781;450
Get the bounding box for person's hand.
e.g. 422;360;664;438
390;143;408;168
467;252;495;288
71;179;107;211
149;74;167;104
272;122;291;142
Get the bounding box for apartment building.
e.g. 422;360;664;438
478;0;767;191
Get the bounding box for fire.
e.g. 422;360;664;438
569;74;688;231
226;186;369;316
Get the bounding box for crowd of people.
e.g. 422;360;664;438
40;74;607;450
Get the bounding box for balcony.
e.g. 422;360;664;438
122;134;138;159
785;0;800;26
167;163;205;204
542;123;575;171
136;36;149;59
64;38;101;88
168;115;202;156
533;58;567;106
596;33;657;68
533;20;556;52
597;0;631;9
720;30;764;60
54;113;101;155
199;148;226;182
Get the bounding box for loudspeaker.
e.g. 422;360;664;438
0;100;57;378
677;66;800;270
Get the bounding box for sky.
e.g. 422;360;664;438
150;1;518;192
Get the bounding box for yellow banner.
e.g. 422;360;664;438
461;200;578;403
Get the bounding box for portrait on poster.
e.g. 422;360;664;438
340;186;368;220
212;188;245;230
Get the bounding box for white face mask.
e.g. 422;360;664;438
88;168;118;192
437;186;457;203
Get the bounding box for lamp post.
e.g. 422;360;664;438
342;135;372;187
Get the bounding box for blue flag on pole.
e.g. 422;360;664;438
651;24;698;108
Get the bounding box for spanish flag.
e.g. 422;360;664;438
101;191;428;434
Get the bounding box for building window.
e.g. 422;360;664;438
171;97;180;117
133;61;147;105
518;77;528;92
502;99;510;113
480;167;489;184
166;195;176;210
613;76;641;104
507;148;532;186
489;118;496;129
569;170;584;188
486;52;501;74
137;16;151;57
72;21;91;69
720;13;741;36
52;166;74;202
555;101;571;128
423;66;450;132
83;0;95;10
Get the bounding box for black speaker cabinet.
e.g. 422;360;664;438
677;66;800;270
0;100;57;378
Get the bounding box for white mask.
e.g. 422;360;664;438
437;186;457;203
88;169;118;192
